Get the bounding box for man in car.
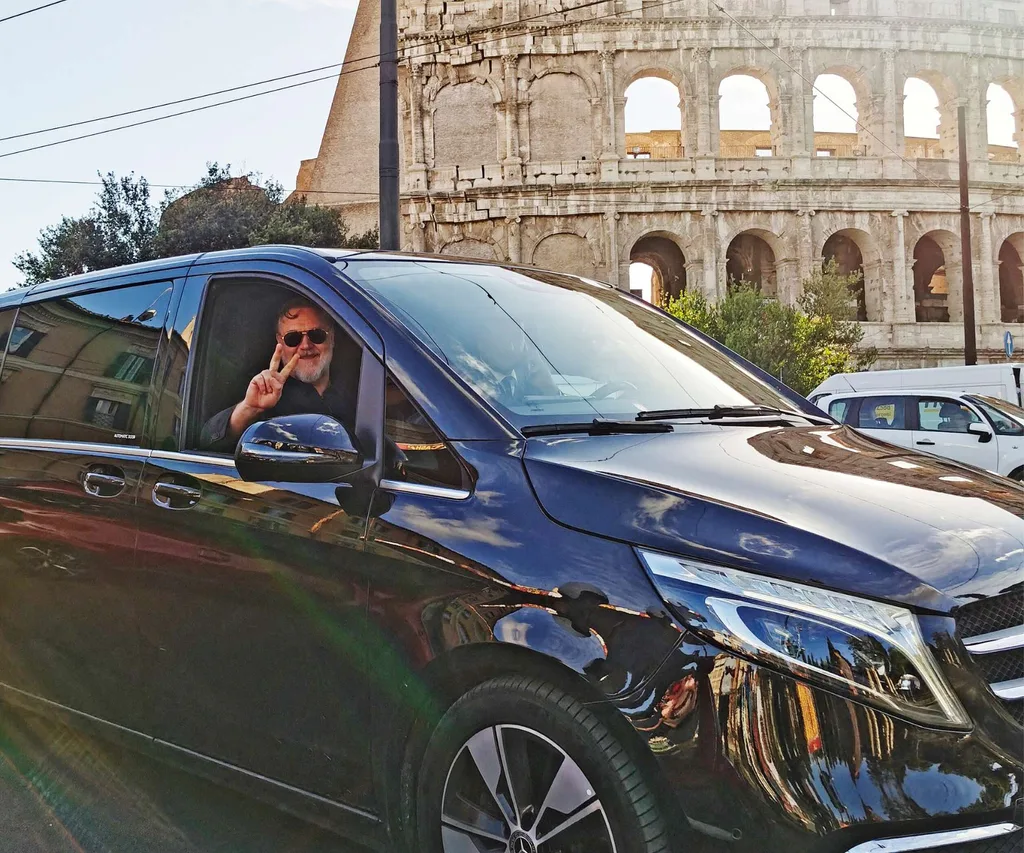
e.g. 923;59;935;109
199;298;356;452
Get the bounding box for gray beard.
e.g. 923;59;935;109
292;350;331;385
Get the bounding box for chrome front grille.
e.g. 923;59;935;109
957;591;1024;725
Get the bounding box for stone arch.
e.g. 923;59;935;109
821;227;883;322
812;66;878;156
629;231;687;305
999;233;1024;324
439;236;503;262
525;70;597;162
715;66;783;157
428;78;502;168
902;70;959;159
726;229;780;298
530;230;602;280
988;78;1023;159
623;67;686;160
912;230;961;323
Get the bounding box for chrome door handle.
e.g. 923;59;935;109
153;482;202;510
83;471;126;498
916;440;936;446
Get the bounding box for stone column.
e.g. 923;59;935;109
606;210;622;289
1013;108;1024;160
881;49;904;179
776;258;800;306
506;216;522;263
965;54;989;165
701;207;721;300
891;210;914;322
692;47;715;178
938;98;962;161
502;55;523;185
796;209;816;288
978;211;998;324
600;50;620;181
408;65;429;192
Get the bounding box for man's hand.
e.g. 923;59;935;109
243;345;301;412
227;345;300;441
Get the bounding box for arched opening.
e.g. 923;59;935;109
987;83;1018;161
999;236;1024;323
624;76;683;159
727;232;777;297
630;234;686;305
904;77;951;159
812;74;858;157
719;75;773;157
913;236;950;322
822;232;867;320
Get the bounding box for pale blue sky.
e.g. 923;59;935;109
0;0;358;289
1;0;1017;292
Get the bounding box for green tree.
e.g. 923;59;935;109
13;172;156;286
665;260;877;396
14;164;378;287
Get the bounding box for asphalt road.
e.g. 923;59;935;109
0;710;369;853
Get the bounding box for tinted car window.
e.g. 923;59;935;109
343;260;800;427
385;375;466;490
917;398;982;433
828;398;852;423
967;395;1024;436
0;309;15;376
0;283;172;444
857;396;906;430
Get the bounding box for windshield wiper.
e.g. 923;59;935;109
521;419;674;437
635;405;832;425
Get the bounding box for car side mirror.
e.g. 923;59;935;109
967;422;993;443
235;414;363;482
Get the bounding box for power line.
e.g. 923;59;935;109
709;1;965;209
0;0;617;146
0;0;71;25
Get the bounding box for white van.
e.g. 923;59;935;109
809;363;1023;408
814;389;1024;481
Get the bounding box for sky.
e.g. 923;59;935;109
0;0;1017;291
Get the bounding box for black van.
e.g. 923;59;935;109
0;246;1020;853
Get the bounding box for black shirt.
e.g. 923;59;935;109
199;378;357;454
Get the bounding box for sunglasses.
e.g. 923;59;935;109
281;328;329;347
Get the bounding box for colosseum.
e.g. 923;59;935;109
295;0;1024;367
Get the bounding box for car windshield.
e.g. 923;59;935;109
341;259;801;426
967;394;1024;435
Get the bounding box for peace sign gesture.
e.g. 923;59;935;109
243;344;301;413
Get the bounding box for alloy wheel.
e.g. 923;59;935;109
440;724;617;853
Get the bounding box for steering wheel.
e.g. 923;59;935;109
588;380;639;400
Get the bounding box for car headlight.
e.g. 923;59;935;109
638;549;970;729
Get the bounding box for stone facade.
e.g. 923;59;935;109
297;0;1024;367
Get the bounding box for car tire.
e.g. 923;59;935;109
414;674;670;853
1009;466;1023;482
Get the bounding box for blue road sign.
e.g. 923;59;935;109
1006;331;1015;359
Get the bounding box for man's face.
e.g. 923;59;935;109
277;306;334;385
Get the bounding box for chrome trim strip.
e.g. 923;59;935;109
0;438;151;458
150;450;237;469
992;677;1024;700
963;623;1024;654
379;479;471;500
845;822;1021;852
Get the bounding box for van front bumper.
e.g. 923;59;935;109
615;641;1024;853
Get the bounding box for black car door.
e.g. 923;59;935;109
0;279;176;730
132;263;381;812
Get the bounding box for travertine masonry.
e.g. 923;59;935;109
297;0;1024;367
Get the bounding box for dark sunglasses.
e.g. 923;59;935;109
281;328;329;347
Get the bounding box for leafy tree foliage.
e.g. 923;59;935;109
14;164;378;287
665;259;877;396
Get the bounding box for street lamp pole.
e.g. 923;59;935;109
379;0;400;250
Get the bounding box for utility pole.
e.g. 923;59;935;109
379;0;400;250
957;104;977;366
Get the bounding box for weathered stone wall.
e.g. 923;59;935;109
299;0;1024;367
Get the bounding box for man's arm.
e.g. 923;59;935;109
199;346;299;451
